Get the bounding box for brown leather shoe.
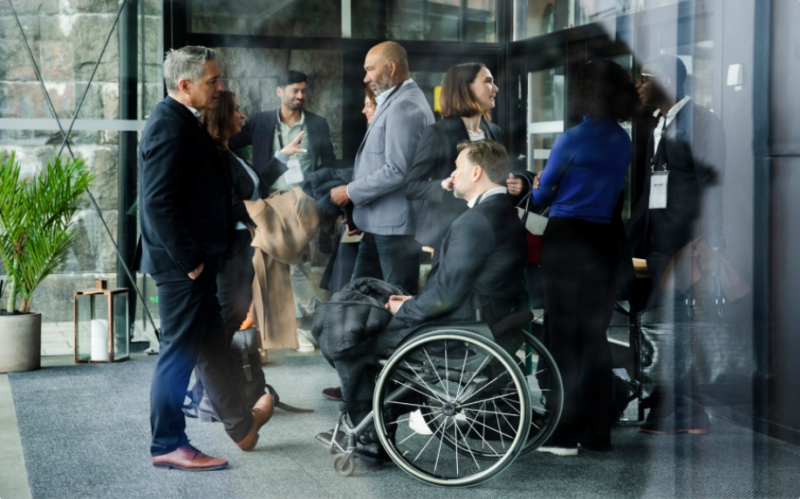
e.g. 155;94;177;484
236;393;274;451
152;444;228;471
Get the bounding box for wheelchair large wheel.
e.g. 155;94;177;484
516;331;564;455
373;330;531;487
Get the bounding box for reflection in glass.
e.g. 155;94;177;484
526;67;564;173
190;0;496;42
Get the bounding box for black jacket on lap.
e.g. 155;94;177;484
404;116;503;249
312;278;403;362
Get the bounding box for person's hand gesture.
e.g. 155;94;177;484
441;176;455;191
507;174;524;195
331;185;351;206
281;131;307;157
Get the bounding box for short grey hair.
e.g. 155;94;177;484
163;46;217;94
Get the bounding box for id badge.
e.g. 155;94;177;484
284;158;304;185
649;171;669;209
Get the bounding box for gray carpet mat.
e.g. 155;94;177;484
9;353;800;499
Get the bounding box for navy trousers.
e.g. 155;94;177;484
149;260;253;456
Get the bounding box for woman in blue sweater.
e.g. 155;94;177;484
510;60;637;455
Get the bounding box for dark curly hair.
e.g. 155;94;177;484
571;59;638;122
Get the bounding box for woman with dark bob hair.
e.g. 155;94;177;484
509;59;638;456
404;62;503;252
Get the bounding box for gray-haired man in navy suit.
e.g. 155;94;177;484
330;41;435;295
134;46;272;472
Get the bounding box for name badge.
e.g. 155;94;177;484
284;158;304;185
649;171;669;209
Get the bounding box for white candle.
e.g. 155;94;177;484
91;319;110;362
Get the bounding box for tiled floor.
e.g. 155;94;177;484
40;322;75;357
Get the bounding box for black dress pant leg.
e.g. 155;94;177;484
541;217;615;447
214;231;256;397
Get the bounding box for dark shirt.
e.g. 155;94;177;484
534;118;631;224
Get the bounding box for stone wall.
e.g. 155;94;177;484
215;47;344;160
0;0;162;317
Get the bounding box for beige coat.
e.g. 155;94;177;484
245;187;319;349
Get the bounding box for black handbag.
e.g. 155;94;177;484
637;281;766;404
184;328;312;420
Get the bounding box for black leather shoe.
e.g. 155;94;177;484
322;386;343;402
355;441;390;465
639;410;710;435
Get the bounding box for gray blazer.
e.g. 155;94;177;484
349;80;435;235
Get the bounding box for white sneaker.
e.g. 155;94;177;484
296;329;315;353
537;445;579;456
259;349;270;364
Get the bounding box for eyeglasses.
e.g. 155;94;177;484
638;72;660;84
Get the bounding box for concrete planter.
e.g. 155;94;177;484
0;313;42;373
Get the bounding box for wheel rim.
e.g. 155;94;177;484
374;330;531;487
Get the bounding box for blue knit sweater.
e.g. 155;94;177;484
533;118;631;224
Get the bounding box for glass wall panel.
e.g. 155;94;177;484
0;0;162;329
526;66;564;173
513;0;683;41
190;0;497;42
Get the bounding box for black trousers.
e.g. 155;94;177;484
334;327;410;425
352;233;420;295
149;256;253;456
540;217;616;447
192;230;258;410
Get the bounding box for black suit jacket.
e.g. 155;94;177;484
627;101;726;260
134;96;232;274
394;193;527;328
228;109;336;190
404;116;504;248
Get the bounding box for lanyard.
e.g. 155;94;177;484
651;118;670;173
276;121;305;149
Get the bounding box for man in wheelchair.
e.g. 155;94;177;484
316;139;529;464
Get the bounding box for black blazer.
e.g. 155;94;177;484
404;116;504;248
627;101;726;259
394;193;527;328
134;96;232;274
218;148;271;228
228;109;336;190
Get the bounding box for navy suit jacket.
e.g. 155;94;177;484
393;193;527;328
133;96;231;274
228;109;336;190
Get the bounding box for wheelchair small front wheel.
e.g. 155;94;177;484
373;329;532;487
333;453;355;477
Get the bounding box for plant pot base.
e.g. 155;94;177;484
0;313;41;373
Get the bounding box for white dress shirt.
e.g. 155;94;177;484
652;96;691;156
467;186;508;208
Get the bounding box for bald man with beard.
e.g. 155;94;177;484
330;41;435;296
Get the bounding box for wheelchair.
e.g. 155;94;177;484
322;316;564;487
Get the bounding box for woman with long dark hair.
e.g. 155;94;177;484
511;60;637;456
404;62;503;252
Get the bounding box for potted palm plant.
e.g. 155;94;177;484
0;152;93;372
